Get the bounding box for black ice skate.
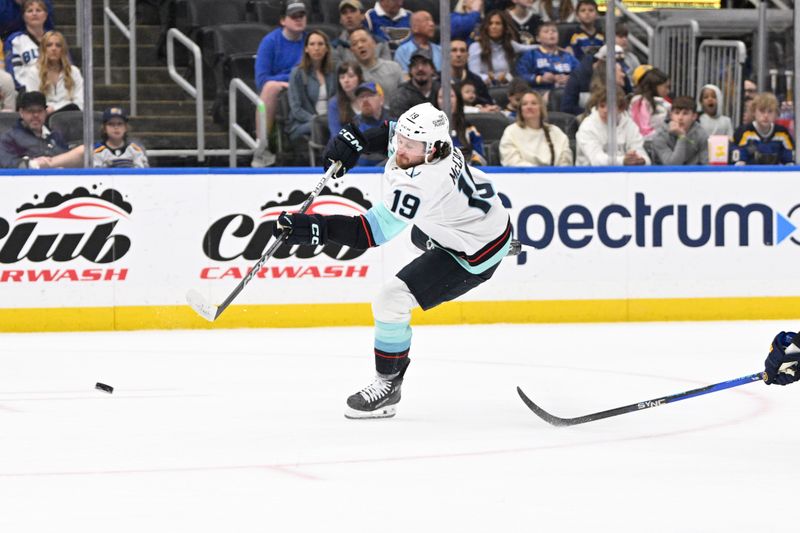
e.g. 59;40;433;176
345;358;410;419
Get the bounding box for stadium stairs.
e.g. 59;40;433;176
57;0;229;167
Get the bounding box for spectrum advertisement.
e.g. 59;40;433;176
0;167;798;331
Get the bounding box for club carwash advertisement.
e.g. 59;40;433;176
0;167;799;329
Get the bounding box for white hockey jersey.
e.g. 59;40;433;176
93;141;149;168
5;31;40;87
363;147;511;274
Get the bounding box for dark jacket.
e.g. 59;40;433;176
287;66;336;140
389;80;441;119
0;119;68;168
561;55;632;116
454;68;494;106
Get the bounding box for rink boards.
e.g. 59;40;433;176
1;165;800;332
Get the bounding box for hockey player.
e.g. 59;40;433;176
273;103;512;419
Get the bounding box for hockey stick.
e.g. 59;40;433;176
517;371;766;427
186;161;342;322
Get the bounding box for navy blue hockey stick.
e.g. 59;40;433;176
517;371;766;427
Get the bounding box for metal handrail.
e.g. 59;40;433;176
102;0;137;115
229;78;267;168
166;28;205;162
617;1;654;61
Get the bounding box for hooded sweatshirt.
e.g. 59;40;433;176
575;108;651;166
697;84;734;138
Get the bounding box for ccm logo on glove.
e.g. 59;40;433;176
273;211;328;246
340;128;363;152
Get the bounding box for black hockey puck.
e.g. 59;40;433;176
95;382;114;394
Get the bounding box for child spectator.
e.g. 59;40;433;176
568;0;603;62
328;61;363;138
697;83;733;138
93;107;148;168
459;79;482;113
499;90;572;166
629;67;671;139
4;0;48;89
732;92;794;165
741;78;757;124
516;22;578;90
615;23;639;73
502;78;530;119
575;87;650;166
18;31;83;120
253;1;308;166
468;10;536;86
287;30;335;141
438;85;486;165
651;95;708;165
507;0;541;44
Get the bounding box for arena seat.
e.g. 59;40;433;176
547;111;578;161
488;86;509;109
466;112;512;144
0;113;18;136
48;111;104;149
308;114;330;166
307;22;343;42
246;0;284;25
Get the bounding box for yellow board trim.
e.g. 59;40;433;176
3;296;800;332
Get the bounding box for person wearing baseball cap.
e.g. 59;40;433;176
331;0;392;64
253;0;309;167
93;106;149;168
0;90;70;168
389;47;440;117
352;81;393;166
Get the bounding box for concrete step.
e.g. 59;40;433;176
54;2;134;26
95;83;193;100
61;24;163;46
94;99;213;116
129;115;217;131
93;66;174;85
137;131;229;150
72;44;166;67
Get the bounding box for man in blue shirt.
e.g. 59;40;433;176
394;11;441;74
254;0;308;167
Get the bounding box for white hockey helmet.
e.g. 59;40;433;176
394;102;452;164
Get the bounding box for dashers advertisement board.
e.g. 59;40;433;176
0;166;798;331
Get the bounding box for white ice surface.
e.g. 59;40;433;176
1;321;798;532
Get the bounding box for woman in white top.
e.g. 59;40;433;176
18;31;83;118
499;90;572;166
287;30;335;141
4;0;48;88
468;10;535;86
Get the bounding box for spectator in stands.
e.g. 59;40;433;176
507;0;541;44
468;10;535;87
365;0;411;44
4;0;49;89
451;0;484;41
631;63;651;89
349;28;403;101
92;107;148;168
18;31;83;121
697;83;733;138
331;0;392;64
253;0;308;167
0;0;52;41
0;90;70;167
499;90;571;166
0;38;17;110
575;87;650;166
650;95;708;166
516;22;578;91
629;67;671;139
353;81;392;165
450;38;495;108
529;0;576;23
502;78;530;119
567;0;603;62
395;11;441;74
438;85;486;165
561;44;629;115
390;48;439;117
741;78;757;125
732;92;794;166
287;30;335;142
615;23;639;73
459;79;482;113
328;61;363;137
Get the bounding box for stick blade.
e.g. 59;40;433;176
186;289;218;322
516;386;574;427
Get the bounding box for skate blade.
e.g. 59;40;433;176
344;405;397;419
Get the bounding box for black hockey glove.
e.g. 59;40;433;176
764;331;800;385
273;211;327;246
324;124;365;177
